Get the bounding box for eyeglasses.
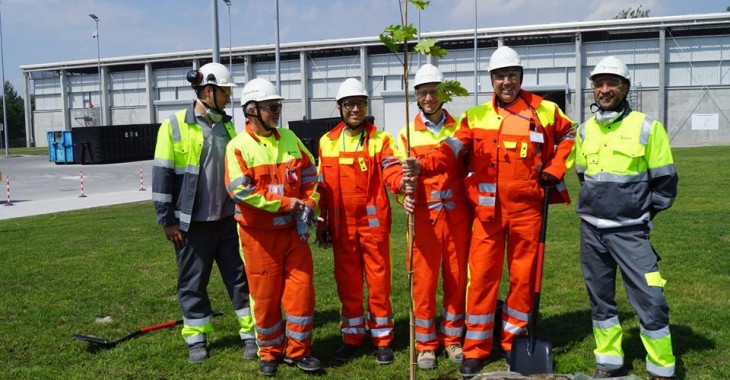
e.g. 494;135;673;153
260;103;283;113
416;89;438;99
342;100;368;111
491;71;520;83
591;78;624;89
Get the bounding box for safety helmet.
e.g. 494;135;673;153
187;62;236;88
240;78;284;108
336;78;368;102
488;46;522;72
589;56;630;82
413;64;444;89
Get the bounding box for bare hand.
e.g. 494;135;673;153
402;157;421;178
539;172;560;188
163;225;185;246
403;194;416;214
316;224;332;249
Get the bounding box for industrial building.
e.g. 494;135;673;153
20;12;730;148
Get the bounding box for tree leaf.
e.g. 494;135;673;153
414;39;447;58
379;32;400;54
436;80;470;104
408;0;430;11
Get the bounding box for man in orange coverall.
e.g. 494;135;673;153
316;77;403;365
396;64;471;370
224;77;320;377
403;46;575;378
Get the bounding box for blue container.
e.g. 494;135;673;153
47;131;74;164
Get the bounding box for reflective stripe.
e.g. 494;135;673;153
640;114;654;145
256;322;283;336
502;321;524;336
183;316;211;327
428;202;443;211
575;163;586;175
174;210;181;219
185;164;200;175
584;171;649;183
465;329;492;340
649;163;676;178
504;305;529;322
382;157;399;168
368;218;380;227
442;309;465;322
152;192;173;202
342;327;367;335
416;332;437;342
478;196;495;206
366;205;377;215
184;334;206;345
286;314;314;326
647;362;675;377
443;201;456;210
596;353;624;365
370;315;392;325
580;213;650;228
239;331;256;340
465;313;493;324
441;326;463;337
341;316;365;326
153;157;174;169
273;215;293;226
301;166;317;176
302;175;317;184
170;115;181;143
236;307;251;318
593;316;620;330
478;183;496;193
286;329;311;341
415;318;433;328
179;212;192;225
640;325;670;340
258;333;286;347
227;175;251;190
430;189;454;200
444;137;464;158
370;327;392;338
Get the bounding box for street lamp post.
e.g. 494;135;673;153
89;13;103;126
0;0;8;156
223;0;233;124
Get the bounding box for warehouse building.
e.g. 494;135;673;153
20;12;730;148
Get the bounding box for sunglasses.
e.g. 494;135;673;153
416;89;438;99
591;78;624;89
260;103;283;113
341;101;368;111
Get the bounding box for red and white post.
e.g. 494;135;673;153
138;166;146;191
4;176;13;206
79;170;87;198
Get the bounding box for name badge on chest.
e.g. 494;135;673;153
530;131;544;143
268;183;284;195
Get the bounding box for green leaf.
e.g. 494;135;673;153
414;39;447;58
379;33;399;54
436;80;470;104
381;24;417;44
408;0;430;10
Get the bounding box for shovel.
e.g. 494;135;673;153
74;310;223;348
509;187;553;375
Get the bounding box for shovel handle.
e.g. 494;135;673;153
534;187;550;293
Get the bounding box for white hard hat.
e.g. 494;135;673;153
240;78;284;107
195;62;236;87
413;64;444;89
488;46;522;72
336;78;368;102
590;56;630;82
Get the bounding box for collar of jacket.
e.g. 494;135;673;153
245;120;281;142
326;119;377;140
184;101;232;124
491;89;543;113
414;109;455;131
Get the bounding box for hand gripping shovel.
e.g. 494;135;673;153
73;310;223;348
509;187;553;375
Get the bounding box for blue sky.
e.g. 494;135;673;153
3;0;729;93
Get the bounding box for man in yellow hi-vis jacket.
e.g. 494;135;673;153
575;56;678;380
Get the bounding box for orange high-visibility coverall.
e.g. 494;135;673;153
224;122;319;361
417;91;574;360
318;120;402;347
395;110;471;353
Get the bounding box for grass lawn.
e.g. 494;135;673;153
0;146;727;379
6;147;49;156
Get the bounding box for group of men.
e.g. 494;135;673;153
152;45;678;380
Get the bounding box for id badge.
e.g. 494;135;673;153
268;183;284;195
529;131;544;143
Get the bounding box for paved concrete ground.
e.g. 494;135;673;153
0;155;153;220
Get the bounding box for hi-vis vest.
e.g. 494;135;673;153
152;104;236;231
317;120;402;242
224;122;319;230
423;91;575;223
397;110;470;223
575;109;677;228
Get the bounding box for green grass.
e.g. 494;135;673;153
0;146;727;379
7;146;48;156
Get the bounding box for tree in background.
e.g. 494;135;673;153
615;5;650;19
1;81;26;148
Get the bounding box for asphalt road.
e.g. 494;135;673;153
0;155;153;220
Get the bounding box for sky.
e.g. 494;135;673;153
2;0;729;94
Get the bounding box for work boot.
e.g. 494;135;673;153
243;339;258;360
417;350;437;370
188;342;208;363
334;344;363;363
592;367;625;378
443;344;464;363
459;357;490;378
374;346;394;365
259;360;278;377
286;356;321;372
